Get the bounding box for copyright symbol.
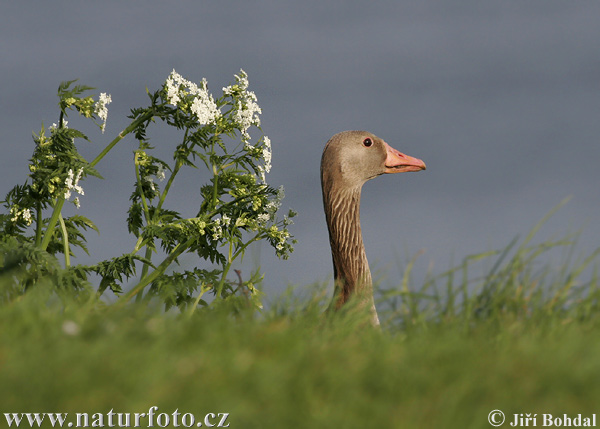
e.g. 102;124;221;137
488;410;505;426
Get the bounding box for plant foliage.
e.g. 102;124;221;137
0;70;296;312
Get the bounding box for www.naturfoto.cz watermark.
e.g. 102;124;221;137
4;406;230;427
488;410;597;427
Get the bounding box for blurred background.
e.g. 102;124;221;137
1;1;599;300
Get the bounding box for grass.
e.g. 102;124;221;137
1;211;600;428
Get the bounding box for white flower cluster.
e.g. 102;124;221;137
146;167;165;194
156;164;166;182
275;230;291;252
211;215;232;240
221;214;231;226
262;136;272;173
64;168;84;208
165;70;221;125
10;205;33;226
223;69;262;142
258;185;285;226
94;93;112;133
147;177;156;192
212;218;223;240
50;120;68;131
252;136;273;183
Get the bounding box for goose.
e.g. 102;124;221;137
321;131;426;325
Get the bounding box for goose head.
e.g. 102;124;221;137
321;130;426;190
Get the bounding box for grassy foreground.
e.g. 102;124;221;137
2;291;600;428
2;216;600;428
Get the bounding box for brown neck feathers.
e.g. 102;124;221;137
322;183;373;310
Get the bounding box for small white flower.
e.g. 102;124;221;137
262;136;272;174
225;70;262;141
65;169;73;187
221;214;231;226
50;120;68;131
165;69;220;125
190;91;220;125
265;200;278;213
165;72;180;105
235;69;250;90
64;168;85;202
156;164;166;182
74;197;80;209
212;224;222;240
9;206;33;226
147;177;156;192
73;168;84;195
257;165;266;183
94;93;112;133
257;213;270;225
22;209;32;224
234;98;261;141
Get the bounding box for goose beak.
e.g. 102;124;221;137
384;141;426;173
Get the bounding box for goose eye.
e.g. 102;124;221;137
363;138;373;147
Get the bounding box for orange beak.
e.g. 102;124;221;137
384;141;426;173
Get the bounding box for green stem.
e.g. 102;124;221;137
34;201;42;246
156;159;181;213
215;232;263;297
119;237;195;304
215;239;235;298
134;135;184;301
58;213;70;267
39;112;154;252
89;110;154;168
40;197;66;251
133;156;152;301
216;261;233;298
188;284;210;316
211;163;219;211
135;246;153;303
232;232;263;262
134;160;151;223
132;236;145;253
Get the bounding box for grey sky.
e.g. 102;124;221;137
2;2;599;300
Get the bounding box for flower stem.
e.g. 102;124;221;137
134;160;151;223
211;163;219;211
89;110;154;168
156;159;181;213
58;213;70;267
135;246;154;303
216;261;233;298
214;233;262;298
39;197;66;251
133;155;152;301
120;237;195;304
34;201;42;246
187;284;210;317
